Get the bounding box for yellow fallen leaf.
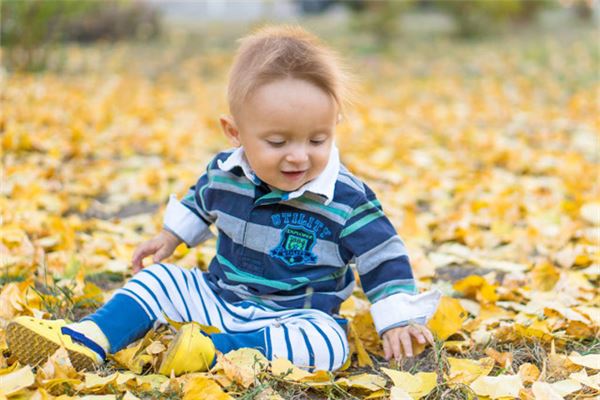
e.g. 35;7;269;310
514;320;554;343
548;379;582;397
39;347;79;381
183;375;232;400
567;353;600;370
299;369;332;387
442;338;472;353
469;374;523;399
335;373;386;392
364;389;387;399
530;260;560;291
349;321;373;367
484;348;513;369
546;344;582;380
447;357;494;385
0;280;33;319
122;392;142;400
115;371;137;386
145;340;167;355
428;296;467;340
390;386;413;400
111;334;154;374
453;275;498;303
518;363;541;384
79;372;118;391
270;358;311;381
531;381;564;400
380;368;437;399
216;348;268;388
163;315;221;335
0;365;35;396
134;374;168;392
568;369;600;391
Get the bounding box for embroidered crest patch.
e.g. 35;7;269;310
270;224;318;266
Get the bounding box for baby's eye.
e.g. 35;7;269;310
267;140;285;147
310;139;326;145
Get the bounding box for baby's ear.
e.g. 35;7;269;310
219;115;241;147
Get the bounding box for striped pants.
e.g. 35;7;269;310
84;263;349;371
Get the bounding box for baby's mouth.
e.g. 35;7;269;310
281;170;307;180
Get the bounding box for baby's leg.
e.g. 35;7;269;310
210;310;350;372
80;263;212;353
7;263;213;371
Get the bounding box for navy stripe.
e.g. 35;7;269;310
158;264;193;322
203;273;310;323
140;269;184;320
122;287;157;320
329;324;347;367
308;320;334;371
128;278;163;317
182;201;212;225
61;327;107;360
190;270;212;325
282;324;293;362
299;327;315;372
164;150;418;331
265;326;272;360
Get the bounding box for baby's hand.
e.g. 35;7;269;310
131;230;182;273
381;324;434;362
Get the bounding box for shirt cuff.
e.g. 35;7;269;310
163;194;214;247
370;289;442;336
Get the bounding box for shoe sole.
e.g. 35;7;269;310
7;322;97;371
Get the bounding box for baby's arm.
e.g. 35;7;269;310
131;168;216;272
340;184;440;361
131;229;182;272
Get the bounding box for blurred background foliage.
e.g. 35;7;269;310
1;0;160;71
0;0;596;72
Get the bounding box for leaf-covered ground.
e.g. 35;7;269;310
1;25;599;399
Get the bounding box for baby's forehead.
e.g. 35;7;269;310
237;81;338;130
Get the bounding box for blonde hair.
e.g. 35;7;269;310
227;25;354;118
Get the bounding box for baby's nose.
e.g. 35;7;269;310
286;147;309;163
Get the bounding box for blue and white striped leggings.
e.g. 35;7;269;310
84;263;349;371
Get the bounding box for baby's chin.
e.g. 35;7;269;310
265;177;313;192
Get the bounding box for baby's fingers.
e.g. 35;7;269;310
131;243;155;272
152;243;172;263
414;325;435;345
400;332;414;358
383;335;392;361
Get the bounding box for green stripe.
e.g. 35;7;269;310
368;284;417;303
350;199;381;218
258;190;284;203
217;254;309;291
212;175;255;191
312;267;347;283
295;197;350;219
340;209;384;238
198;183;210;212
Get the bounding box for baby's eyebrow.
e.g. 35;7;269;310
261;128;332;137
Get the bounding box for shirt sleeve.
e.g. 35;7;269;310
162;171;216;247
339;184;440;336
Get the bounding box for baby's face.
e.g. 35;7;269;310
231;78;337;192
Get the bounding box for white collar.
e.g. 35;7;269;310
217;144;340;205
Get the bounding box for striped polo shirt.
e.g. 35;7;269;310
163;145;440;335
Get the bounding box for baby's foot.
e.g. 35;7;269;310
158;322;216;376
7;316;104;371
